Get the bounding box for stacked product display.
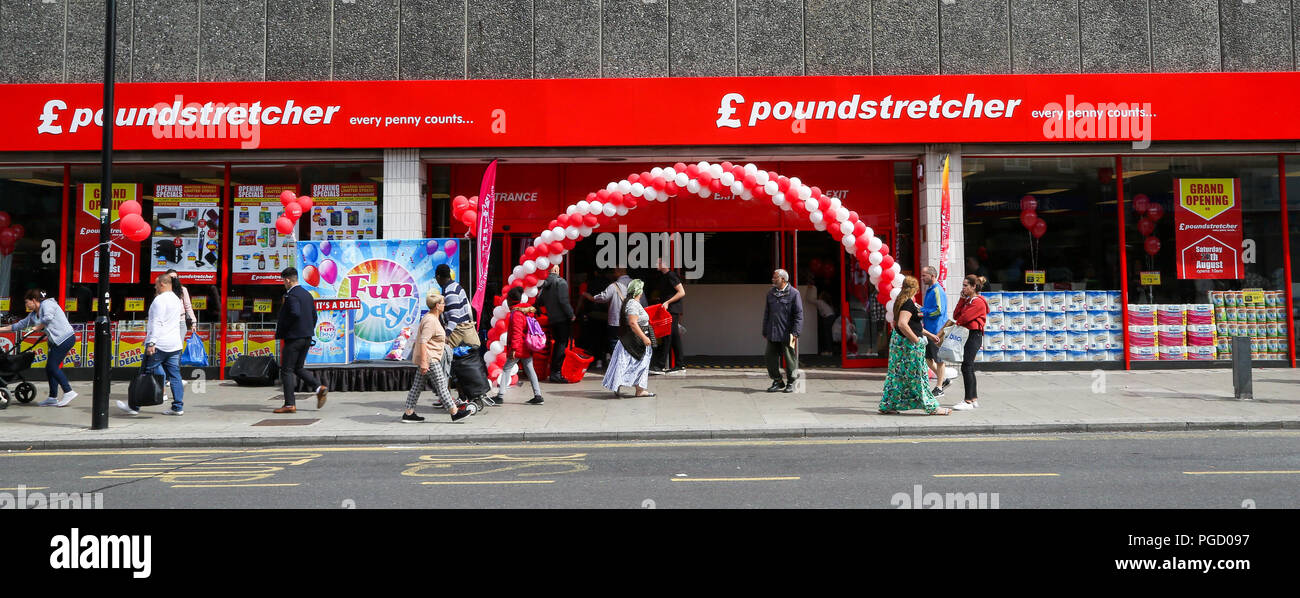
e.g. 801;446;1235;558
978;290;1124;363
1127;303;1217;361
1209;291;1289;361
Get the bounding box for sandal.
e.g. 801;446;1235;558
635;392;657;398
928;407;952;416
878;409;899;415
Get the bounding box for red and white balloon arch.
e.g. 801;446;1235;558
480;161;904;386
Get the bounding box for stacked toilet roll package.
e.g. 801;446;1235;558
978;290;1124;363
1128;291;1287;361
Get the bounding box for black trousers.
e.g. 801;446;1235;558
548;321;572;376
962;330;983;401
280;337;322;407
653;312;683;370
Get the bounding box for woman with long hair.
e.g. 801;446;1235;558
879;275;950;415
602;279;655;398
0;289;78;406
949;275;990;410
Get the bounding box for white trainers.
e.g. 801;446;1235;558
56;390;79;407
115;400;139;415
951;401;975;411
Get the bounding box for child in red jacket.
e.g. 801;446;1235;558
494;287;545;405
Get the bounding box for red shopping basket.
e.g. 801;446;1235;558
644;304;673;339
560;340;594;383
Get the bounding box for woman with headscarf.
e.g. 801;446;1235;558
878;275;950;415
602;279;655;398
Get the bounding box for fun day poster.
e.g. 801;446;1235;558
295;238;461;362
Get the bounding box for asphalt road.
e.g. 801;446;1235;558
3;430;1299;509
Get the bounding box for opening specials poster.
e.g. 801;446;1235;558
296;238;460;361
75;183;142;284
150;184;221;284
233;184;298;284
308;183;379;241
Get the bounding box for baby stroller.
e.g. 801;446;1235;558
0;327;42;409
449;344;492;411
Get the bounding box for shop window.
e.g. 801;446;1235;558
1123;155;1288;362
0;166;64;322
1281;156;1300;361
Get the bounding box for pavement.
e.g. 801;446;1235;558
1;365;1297;450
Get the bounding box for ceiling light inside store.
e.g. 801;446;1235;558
191;178;227;186
1120;170;1160;179
974;200;1003;208
895;190;912;195
369;177;384;183
1026;188;1071;195
1040;209;1071;214
11;178;63;187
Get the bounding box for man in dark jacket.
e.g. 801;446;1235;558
762;268;803;393
274;267;327;413
538;265;575;382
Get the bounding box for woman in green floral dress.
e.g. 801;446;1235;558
879;275;951;415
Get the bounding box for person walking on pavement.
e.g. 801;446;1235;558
582;267;632;368
762;269;803;393
435;264;479;349
602;279;655;398
0;289;78;407
403;290;477;422
538;264;575;382
948;275;990;411
919;266;952;396
650;258;686;375
117;276;187;415
273;267;327;414
494;286;545;405
879;276;951;415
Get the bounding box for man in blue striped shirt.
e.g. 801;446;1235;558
436;264;479;348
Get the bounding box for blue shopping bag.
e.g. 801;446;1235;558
181;332;209;367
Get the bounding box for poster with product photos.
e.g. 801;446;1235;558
150;184;221;284
308;183;378;241
232;184;298;284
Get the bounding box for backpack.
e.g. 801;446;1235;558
523;312;548;353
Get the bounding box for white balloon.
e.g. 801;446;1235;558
617;180;632;194
798;186;812;200
891;262;902;274
884;299;896;324
513;265;525;278
566;226;580;240
862;226;874;240
842;235;856;250
699;188;712;198
731;181;746;195
493;305;507;318
630;182;645;197
522;261;536;274
663;168;676;179
804;198;818;212
810;210;824;224
709;164;723;178
869;252;883;265
840;221;854;236
490;341;503;354
789;176;802;188
643;188;658;201
891;275;903;288
651;167;664;177
889;287;901;301
697;161;710;170
740;190;753;201
534;236;546;247
576;200;590;214
868;237;883;252
536;257;550;270
868;264;883;277
675;173;689;187
764;181;779;196
720;172;735;187
580;226;593;236
540;231;553;243
835;207;850;222
602;203;617;217
525;286;539;298
606;182;618;192
744;163;758;175
773;192;785;205
828;197;842;212
552;226;566;239
551;253;563;264
687;179;701;193
588;201;603;215
615;205;629;216
780;202;793;211
565;205;577;216
813;220;827;231
755;170;769;185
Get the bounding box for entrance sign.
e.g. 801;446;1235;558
1174;178;1242;279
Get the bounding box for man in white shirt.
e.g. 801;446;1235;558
581;268;633;367
120;276;186;415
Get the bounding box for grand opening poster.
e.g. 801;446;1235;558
1175;178;1243;280
295;238;460;361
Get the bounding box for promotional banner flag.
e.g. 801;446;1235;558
939;155;952;285
1174;178;1242;279
472;160;497;327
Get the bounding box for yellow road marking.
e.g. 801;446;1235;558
170;483;300;488
420;480;555;485
1183;470;1300;475
0;486;48;490
933;473;1059;478
671;476;801;482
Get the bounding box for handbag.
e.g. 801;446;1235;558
937;325;969;364
181;330;208;366
618;304;656;360
127;360;165;408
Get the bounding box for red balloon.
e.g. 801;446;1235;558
285;202;303;221
1031;219;1047;239
10;224;24;240
1020;210;1039;230
461;210;478;226
853;221;867;238
280;190;297;207
523;275;538;288
562;239;577;251
523;246;537;261
817;197;831;213
298;196;313;212
586;192;598;202
1144;236;1161;255
743;173;757;189
1146;203;1165;222
276;216;295;236
548;220;559;231
674;162;688;173
557;214;570;227
303;265;321;287
880;255;895;271
720;161;734;172
121;213;150;242
608;192;624;206
596;189;611;202
809;186;822;199
1098;168;1114;185
624;197;638;209
664;181;679;195
1132;194;1150;213
627;173;640;184
878;292;890;305
1020;195;1038;212
878;244;890;257
583;215;598;227
452;195;469;211
878;280;892;298
652;177;666;191
855;235;871;253
115;201;141;220
0;228;19;248
709;179;724;193
828;224;844;242
880;268;895;285
549;241;565;255
855;249;871;264
848;211;860;223
1137;219;1155;236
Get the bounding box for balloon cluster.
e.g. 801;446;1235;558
118;200;151;242
276;190;313;236
298;240;338;287
451;195;482;233
477;162;900;386
0;211;26;256
1019;195;1047;239
1132;194;1163;256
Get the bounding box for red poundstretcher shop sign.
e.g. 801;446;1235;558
6;72;1300;151
1175;178;1243;280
